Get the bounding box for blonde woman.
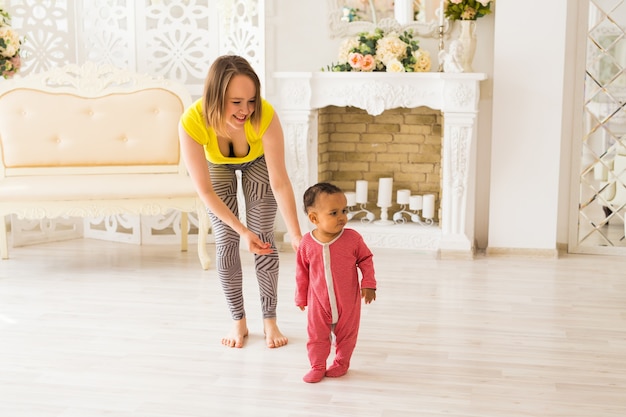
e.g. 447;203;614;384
179;55;302;349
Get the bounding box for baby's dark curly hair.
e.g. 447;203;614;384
303;182;343;214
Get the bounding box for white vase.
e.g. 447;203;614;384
457;20;477;72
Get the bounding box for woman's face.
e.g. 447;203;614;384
224;74;256;131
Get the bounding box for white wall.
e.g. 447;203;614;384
488;0;574;251
560;1;586;248
268;1;336;71
467;11;495;250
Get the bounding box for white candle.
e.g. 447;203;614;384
422;194;436;219
377;177;393;207
439;0;445;26
397;189;411;205
355;180;368;204
394;0;413;25
345;191;357;207
409;195;423;211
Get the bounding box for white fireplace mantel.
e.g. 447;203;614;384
273;71;487;258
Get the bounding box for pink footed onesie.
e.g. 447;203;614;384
295;228;376;376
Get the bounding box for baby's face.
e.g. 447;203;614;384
310;192;349;239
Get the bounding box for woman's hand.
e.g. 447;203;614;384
290;234;302;252
243;229;274;255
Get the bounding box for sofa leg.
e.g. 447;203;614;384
1;215;8;260
180;212;189;252
196;202;211;270
602;205;613;220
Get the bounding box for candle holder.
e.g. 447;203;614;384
438;24;445;72
374;205;395;226
392;205;434;226
436;1;449;73
347;203;375;223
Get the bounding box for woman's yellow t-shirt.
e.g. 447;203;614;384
180;98;275;164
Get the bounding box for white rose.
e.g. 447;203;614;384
385;58;405;72
338;37;359;62
0;26;20;58
376;34;407;66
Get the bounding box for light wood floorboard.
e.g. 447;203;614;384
1;239;625;417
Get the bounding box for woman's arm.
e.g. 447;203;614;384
178;123;272;255
261;113;303;251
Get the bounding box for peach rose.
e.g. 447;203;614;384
360;54;375;71
348;52;364;70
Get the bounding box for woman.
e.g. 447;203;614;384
179;55;302;349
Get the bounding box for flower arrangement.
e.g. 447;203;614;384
444;0;492;21
327;28;431;73
1;7;23;79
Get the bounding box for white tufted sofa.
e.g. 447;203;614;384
0;62;211;269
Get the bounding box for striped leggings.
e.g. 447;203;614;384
207;156;279;321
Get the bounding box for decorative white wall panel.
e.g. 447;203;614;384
80;0;135;68
10;216;83;247
8;0;76;72
84;214;141;244
218;0;265;84
136;0;218;96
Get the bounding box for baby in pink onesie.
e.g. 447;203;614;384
295;182;377;383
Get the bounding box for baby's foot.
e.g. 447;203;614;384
263;318;288;348
325;361;348;378
221;318;248;348
303;366;326;383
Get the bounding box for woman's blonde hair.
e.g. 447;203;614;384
202;55;263;138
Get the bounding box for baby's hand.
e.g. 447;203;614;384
361;288;376;304
298;306;306;311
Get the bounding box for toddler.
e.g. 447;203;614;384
295;182;377;383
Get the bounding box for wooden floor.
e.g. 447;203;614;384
1;239;625;417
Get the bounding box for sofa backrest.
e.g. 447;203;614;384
0;62;192;178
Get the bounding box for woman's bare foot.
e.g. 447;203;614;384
263;318;288;348
222;318;248;348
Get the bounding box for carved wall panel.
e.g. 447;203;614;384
573;0;626;253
